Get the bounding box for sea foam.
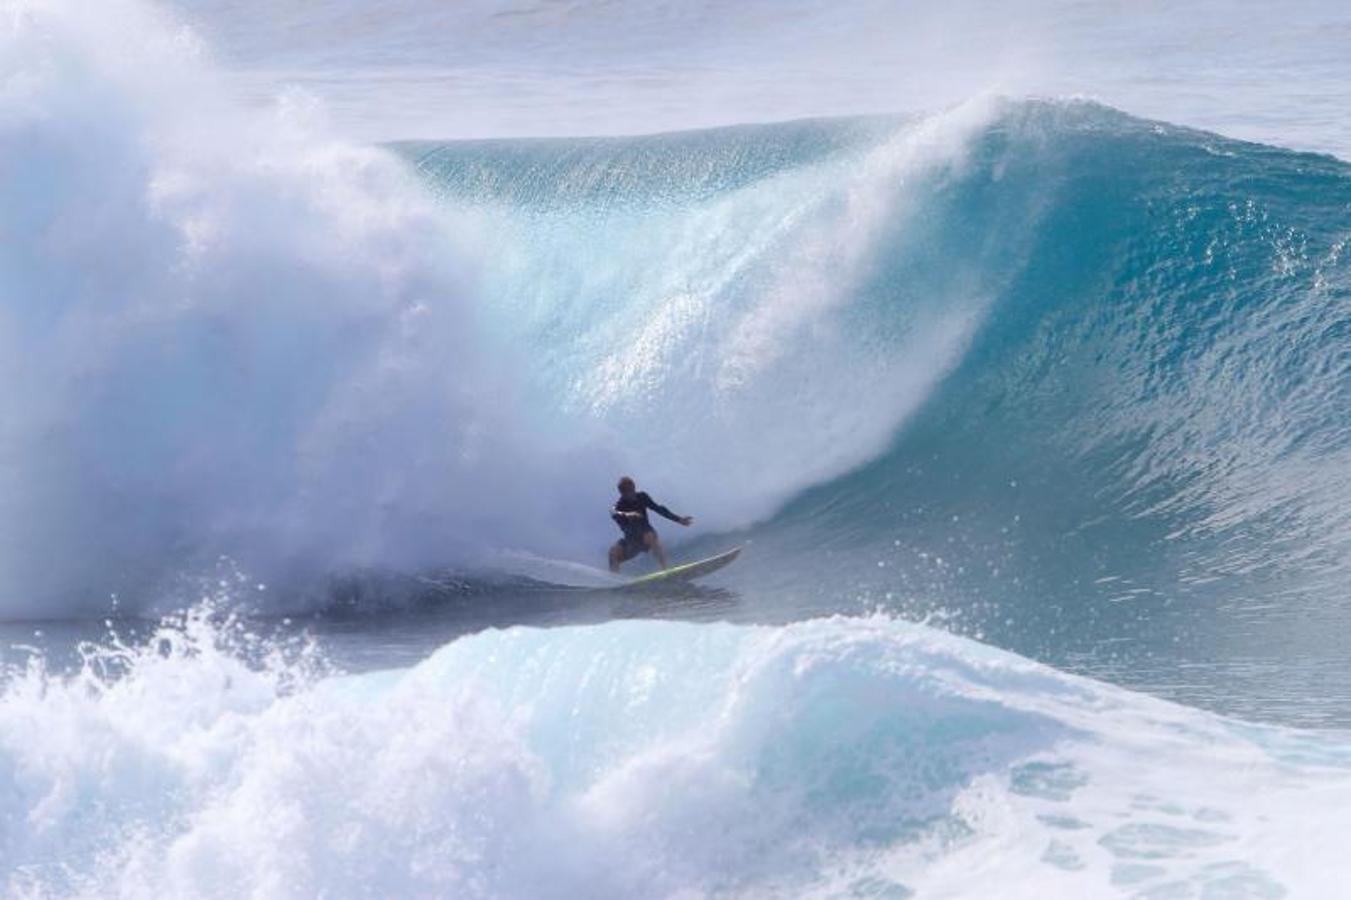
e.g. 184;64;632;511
3;612;1349;897
0;0;620;616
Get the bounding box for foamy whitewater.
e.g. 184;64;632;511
7;611;1351;898
3;0;1351;896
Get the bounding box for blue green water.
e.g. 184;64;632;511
392;101;1351;725
4;2;1351;895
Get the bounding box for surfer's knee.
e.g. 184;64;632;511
643;531;658;548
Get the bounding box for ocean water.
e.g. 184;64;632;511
3;0;1351;896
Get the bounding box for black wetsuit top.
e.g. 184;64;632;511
612;491;682;540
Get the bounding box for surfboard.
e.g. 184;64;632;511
414;547;743;595
611;545;743;590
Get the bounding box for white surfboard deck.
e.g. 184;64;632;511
608;545;743;590
415;546;743;593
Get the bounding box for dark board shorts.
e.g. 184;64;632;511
614;528;654;561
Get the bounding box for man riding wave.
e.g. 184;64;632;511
609;476;692;572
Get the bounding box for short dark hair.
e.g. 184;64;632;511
617;476;636;493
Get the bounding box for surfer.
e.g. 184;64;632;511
609;476;693;572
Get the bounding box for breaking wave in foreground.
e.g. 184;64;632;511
4;612;1350;898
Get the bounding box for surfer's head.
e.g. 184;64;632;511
617;476;636;496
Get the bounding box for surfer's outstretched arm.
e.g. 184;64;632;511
643;493;693;527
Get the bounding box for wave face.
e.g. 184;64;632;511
4;0;1351;650
406;107;1010;530
4;613;1349;898
405;104;1351;621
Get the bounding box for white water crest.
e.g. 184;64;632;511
0;0;624;616
3;612;1349;897
1;0;1009;614
448;102;1005;529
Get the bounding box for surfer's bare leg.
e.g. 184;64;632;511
608;542;624;573
644;531;669;569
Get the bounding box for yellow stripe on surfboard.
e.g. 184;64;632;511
617;545;743;589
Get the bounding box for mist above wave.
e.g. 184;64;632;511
0;0;619;616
